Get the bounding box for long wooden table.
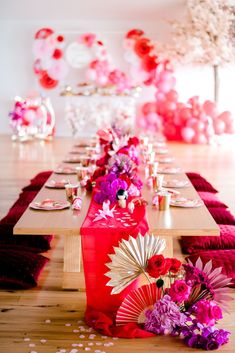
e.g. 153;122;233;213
14;143;220;290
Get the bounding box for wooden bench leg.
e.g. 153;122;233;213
62;235;84;290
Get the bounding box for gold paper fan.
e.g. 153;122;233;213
116;283;162;325
105;233;166;294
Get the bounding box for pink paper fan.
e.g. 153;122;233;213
116;283;162;326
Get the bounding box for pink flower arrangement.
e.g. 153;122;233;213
195;300;223;326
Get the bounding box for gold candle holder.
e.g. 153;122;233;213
65;183;79;204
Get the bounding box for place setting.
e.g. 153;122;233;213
29;199;70;211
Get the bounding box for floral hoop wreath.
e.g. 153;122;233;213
33;28;68;89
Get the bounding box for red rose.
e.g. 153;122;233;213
142;55;158;72
146;255;171;278
128;136;139;147
57;35;64;42
134;38;153;58
39;71;58;89
126;29;144;39
53;48;63;60
96;154;110;167
92;167;106;181
119;174;132;187
85;179;93;192
169;258;181;274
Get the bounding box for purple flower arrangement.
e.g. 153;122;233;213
94;172;128;204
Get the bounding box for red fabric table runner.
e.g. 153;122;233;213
80;194;154;337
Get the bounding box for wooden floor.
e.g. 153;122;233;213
0;135;234;353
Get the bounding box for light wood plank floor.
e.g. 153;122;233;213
0;135;234;353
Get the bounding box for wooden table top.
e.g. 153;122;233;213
14;144;220;238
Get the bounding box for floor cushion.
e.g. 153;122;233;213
22;171;53;191
181;224;235;254
190;178;218;193
198;191;228;208
0;234;53;253
0;249;48;289
186;250;235;287
208;207;235;225
186;172;202;180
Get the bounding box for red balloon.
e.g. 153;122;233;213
179;107;192;121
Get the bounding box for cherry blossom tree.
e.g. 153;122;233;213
159;0;235;102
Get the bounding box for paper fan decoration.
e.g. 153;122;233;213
105;233;166;294
116;283;162;325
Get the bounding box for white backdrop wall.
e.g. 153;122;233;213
0;0;234;136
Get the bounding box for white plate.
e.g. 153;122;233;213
30;199;70;211
170;198;204;208
163;179;190;188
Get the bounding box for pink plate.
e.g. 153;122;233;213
170;197;204;208
45;179;68;189
158;167;182;174
157;156;174;164
163;179;190;188
54;167;76;174
30;199;70;211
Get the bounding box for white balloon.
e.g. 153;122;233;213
65;42;93;68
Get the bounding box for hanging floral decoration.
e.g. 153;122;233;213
33;28;68;89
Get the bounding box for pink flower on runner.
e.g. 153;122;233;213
195;300;223;326
79;33;96;47
168;280;191;303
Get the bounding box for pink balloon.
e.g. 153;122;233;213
48;59;68;80
97;75;108;85
86;68;97;81
188;96;199;107
186;118;198;128
194;121;205;132
137;116;147;128
203;100;217;117
181;127;195;143
142;102;156;115
159;70;172;82
33;39;55;59
213;119;226;135
218;111;233;125
225;121;235;134
164;100;177;111
155;91;165;101
193;132;208;144
146;112;158;124
165;89;178;102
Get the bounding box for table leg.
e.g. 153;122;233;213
62;235;85;290
159;236;173;258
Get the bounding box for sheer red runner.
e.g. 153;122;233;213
80;194;154;338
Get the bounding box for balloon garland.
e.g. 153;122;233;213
124;29;235;144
